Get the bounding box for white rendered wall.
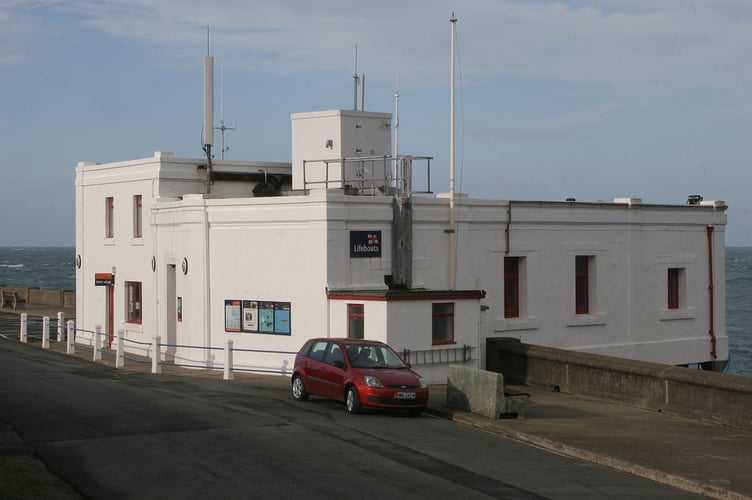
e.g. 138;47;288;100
291;110;391;190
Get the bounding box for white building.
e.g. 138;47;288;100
75;107;728;383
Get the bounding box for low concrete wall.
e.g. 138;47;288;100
29;289;64;306
487;338;752;431
447;365;506;419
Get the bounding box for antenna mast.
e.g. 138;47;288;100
353;45;365;111
203;26;214;192
214;50;235;160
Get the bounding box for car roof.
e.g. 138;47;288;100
309;338;386;346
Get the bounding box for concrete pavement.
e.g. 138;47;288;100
426;384;752;499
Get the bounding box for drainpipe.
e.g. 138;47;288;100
505;201;512;254
706;225;717;359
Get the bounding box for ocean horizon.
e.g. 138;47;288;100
1;246;751;377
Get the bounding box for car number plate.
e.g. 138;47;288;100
395;391;416;399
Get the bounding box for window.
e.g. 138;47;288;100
325;343;345;366
432;303;454;345
668;268;683;309
105;197;114;238
504;257;520;318
126;281;142;324
575;256;590;315
348;304;364;339
133;195;143;238
308;340;328;361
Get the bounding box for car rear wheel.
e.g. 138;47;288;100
345;386;362;414
291;375;309;401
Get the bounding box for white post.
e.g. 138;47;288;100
116;329;125;368
224;339;234;381
42;317;50;349
66;320;75;354
57;312;64;342
151;336;162;374
20;313;27;343
94;325;102;361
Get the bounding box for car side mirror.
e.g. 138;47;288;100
331;360;345;369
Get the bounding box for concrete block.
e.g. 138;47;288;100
447;365;505;419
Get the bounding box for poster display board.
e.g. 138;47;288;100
225;299;291;335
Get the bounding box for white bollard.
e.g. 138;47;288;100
42;317;50;349
151;336;162;374
20;313;27;343
66;320;75;354
116;330;125;368
57;312;65;342
224;339;234;381
93;325;102;361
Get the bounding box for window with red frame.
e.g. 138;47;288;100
504;257;520;318
105;197;114;238
133;194;143;238
347;304;364;339
126;281;142;324
575;256;590;314
668;268;680;309
432;303;454;345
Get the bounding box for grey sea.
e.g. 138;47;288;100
1;246;751;377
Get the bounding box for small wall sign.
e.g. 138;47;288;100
350;230;381;258
94;273;114;286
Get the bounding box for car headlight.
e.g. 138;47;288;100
363;375;384;388
418;377;428;389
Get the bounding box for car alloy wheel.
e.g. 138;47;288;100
345;386;362;414
292;375;308;401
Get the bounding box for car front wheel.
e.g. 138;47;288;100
345;386;362;414
291;375;309;401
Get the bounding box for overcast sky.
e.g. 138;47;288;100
1;0;751;246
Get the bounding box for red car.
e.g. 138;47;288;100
291;338;429;415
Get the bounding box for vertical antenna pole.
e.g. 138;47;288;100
203;27;214;192
359;75;365;111
449;14;458;290
353;45;359;110
394;90;400;189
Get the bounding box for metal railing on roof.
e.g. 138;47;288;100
302;154;433;196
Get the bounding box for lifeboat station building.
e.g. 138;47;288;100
75;108;728;383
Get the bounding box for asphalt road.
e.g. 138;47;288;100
0;337;699;499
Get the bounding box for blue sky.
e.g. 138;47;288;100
2;0;751;246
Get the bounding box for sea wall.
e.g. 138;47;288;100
487;338;752;431
0;286;75;308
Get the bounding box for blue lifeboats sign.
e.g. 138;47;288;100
350;230;381;258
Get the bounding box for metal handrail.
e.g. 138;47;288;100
302;154;433;196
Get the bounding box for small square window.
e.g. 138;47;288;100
432;303;454;345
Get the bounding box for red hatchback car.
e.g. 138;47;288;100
291;338;429;415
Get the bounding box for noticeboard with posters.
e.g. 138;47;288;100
224;299;291;335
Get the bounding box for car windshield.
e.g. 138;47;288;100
345;344;407;369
